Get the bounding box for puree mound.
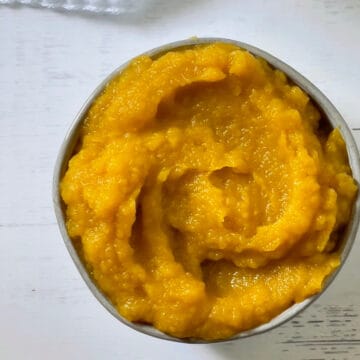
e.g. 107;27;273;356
61;43;357;340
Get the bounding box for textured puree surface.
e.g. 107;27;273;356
60;43;357;340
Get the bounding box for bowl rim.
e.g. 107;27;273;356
53;37;360;344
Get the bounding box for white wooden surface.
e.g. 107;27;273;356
1;1;360;359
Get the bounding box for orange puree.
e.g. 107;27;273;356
60;43;357;340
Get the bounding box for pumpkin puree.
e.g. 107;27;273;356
61;43;357;340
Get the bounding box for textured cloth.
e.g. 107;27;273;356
0;0;144;14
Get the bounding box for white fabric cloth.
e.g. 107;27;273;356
0;0;144;14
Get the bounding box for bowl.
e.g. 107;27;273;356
53;37;360;343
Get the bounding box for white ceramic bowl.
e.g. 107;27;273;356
53;38;360;343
